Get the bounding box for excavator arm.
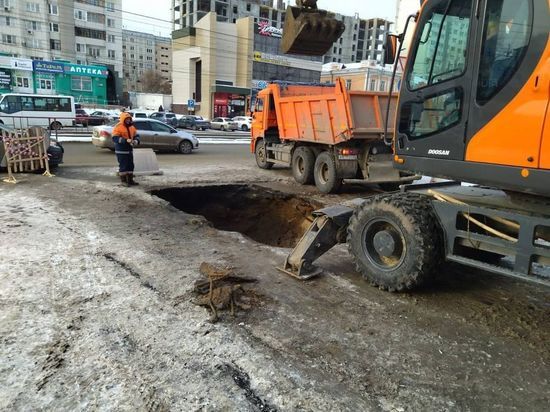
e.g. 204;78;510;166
281;0;345;55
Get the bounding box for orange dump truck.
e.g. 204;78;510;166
251;78;416;193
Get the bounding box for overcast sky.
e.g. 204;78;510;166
122;0;398;37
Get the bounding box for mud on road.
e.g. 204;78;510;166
1;163;549;411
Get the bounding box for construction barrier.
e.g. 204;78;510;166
1;127;53;184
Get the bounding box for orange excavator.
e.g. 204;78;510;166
279;0;550;290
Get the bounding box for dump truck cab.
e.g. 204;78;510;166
251;87;278;145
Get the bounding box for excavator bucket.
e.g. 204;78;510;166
281;5;346;56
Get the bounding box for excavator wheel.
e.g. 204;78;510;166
347;193;443;292
281;5;345;56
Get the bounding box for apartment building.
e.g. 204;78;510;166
0;0;123;103
122;31;172;93
155;37;172;84
171;1;391;64
325;16;391;64
172;0;280;29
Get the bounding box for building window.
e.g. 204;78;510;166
75;27;106;40
108;50;115;58
380;80;386;92
49;3;58;15
50;39;61;50
370;79;376;91
2;16;11;26
25;20;41;31
246;3;251;12
50;23;59;32
38;79;53;90
107;18;115;28
345;79;352;89
87;12;105;24
74;9;87;21
107;34;115;43
71;76;93;92
1;0;11;8
26;2;40;12
76;43;86;53
16;77;30;88
106;1;115;11
87;47;101;58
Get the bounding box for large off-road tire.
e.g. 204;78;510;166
314;151;342;194
292;146;315;185
254;139;274;170
347;193;442;292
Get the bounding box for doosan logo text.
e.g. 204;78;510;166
428;149;450;156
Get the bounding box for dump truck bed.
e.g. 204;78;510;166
270;80;397;145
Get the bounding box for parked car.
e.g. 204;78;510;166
149;112;178;127
92;118;198;154
179;115;211;130
231;116;252;131
210;117;237;131
73;109;109;127
0;124;64;169
89;109;119;122
130;111;149;119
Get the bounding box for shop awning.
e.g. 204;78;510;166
210;85;250;95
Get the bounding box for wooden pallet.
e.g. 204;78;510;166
1;127;54;184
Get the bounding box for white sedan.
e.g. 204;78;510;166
231;116;252;131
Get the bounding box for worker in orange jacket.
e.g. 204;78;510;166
112;112;140;186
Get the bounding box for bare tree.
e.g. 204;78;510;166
139;70;171;94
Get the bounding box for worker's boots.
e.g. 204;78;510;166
127;173;139;186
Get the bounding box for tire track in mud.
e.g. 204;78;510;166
217;362;277;412
102;253;159;293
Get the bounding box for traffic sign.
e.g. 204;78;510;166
187;99;195;108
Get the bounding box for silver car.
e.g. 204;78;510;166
210;117;238;131
92;118;199;154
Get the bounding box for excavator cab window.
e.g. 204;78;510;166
400;88;463;139
477;0;532;104
408;0;472;90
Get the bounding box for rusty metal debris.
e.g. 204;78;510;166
193;262;258;322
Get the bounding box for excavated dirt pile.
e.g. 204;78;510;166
152;184;321;248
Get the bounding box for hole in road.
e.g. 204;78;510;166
151;185;321;248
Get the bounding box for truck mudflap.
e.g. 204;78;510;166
278;201;364;280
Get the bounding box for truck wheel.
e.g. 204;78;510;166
347;193;442;292
314;152;342;194
255;140;273;170
292;147;315;185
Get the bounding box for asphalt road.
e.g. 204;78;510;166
60;142;253;167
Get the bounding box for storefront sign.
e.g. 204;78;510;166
11;58;33;71
252;80;268;90
258;21;283;38
253;51;290;67
0;68;11;88
214;97;228;105
33;60;64;74
64;63;108;78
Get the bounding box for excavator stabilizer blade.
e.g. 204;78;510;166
278;205;355;280
281;5;346;56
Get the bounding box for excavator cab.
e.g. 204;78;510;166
281;0;345;56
